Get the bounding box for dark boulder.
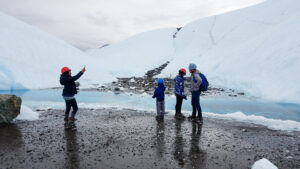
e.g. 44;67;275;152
0;95;22;124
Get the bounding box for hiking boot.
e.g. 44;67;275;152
188;116;196;121
196;117;203;124
175;113;186;120
156;116;164;121
68;117;77;122
64;117;68;122
178;113;186;119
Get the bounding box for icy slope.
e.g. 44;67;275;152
87;28;177;77
161;0;300;103
85;0;300;103
0;12;111;90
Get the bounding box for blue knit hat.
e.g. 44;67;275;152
157;78;164;84
189;63;197;70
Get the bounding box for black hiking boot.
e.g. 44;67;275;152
64;117;68;122
179;113;186;119
68;117;77;122
65;118;77;130
156;116;164;121
196;117;203;124
188;116;196;121
175;113;186;120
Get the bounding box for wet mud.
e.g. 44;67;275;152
1;109;299;169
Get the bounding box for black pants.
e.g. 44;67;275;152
175;95;183;114
65;98;78;118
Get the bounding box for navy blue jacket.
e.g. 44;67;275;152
174;75;186;97
60;71;83;96
152;84;165;101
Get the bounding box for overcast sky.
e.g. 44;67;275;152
0;0;264;50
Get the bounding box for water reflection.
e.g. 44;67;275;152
173;119;185;166
188;122;206;168
156;121;165;159
64;129;79;169
1;89;300;122
173;121;207;168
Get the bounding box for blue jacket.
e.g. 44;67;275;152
152;84;165;101
174;75;186;97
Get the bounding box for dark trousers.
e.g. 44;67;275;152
65;99;78;118
191;91;202;118
175;95;183;114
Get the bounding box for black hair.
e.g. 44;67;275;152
179;70;185;76
62;71;70;76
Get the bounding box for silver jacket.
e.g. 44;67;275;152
185;69;202;92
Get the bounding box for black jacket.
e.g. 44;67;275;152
60;71;83;96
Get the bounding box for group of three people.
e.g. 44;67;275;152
59;63;203;124
152;63;203;123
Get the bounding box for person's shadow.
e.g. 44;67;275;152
188;122;207;168
156;120;165;159
64;130;79;169
0;124;23;150
173;119;185;166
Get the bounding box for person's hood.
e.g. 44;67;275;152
60;72;71;85
158;83;165;88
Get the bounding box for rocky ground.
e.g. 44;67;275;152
1;108;299;169
82;77;246;98
53;62;246;98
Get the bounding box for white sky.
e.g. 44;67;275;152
0;0;265;49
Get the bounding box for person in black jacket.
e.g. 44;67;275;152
60;66;86;122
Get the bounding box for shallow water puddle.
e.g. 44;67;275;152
1;89;300;130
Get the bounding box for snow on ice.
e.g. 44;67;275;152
88;0;300;104
0;12;112;90
203;111;300;131
16;105;39;121
160;0;300;104
1;0;300;104
87;28;177;77
252;158;278;169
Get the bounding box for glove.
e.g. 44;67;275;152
183;95;187;100
152;96;155;99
